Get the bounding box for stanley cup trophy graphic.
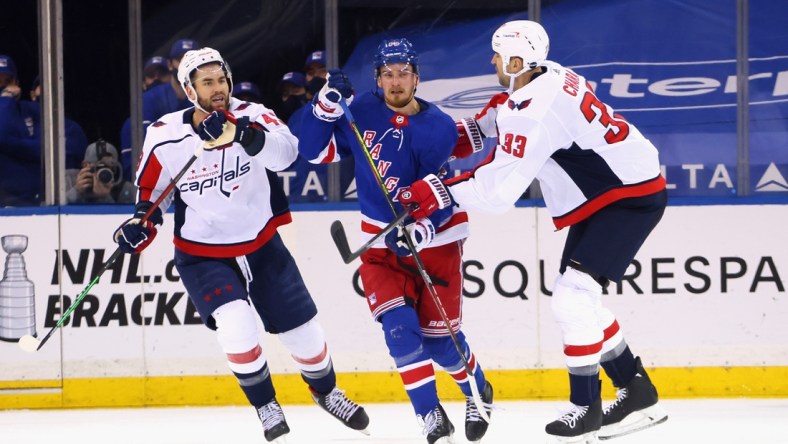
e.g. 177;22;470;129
0;235;37;342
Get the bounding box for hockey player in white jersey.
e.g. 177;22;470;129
113;47;369;443
399;21;669;443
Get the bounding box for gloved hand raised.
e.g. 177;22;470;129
198;110;227;144
198;110;264;155
313;69;354;122
113;201;164;254
396;174;454;220
384;217;435;257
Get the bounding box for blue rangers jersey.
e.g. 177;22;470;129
135;98;297;258
449;61;666;229
298;92;469;246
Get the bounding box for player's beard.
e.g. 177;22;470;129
384;86;415;109
198;92;228;113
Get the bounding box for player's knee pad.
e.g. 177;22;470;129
381;306;425;363
212;299;264;373
551;267;604;346
278;318;331;370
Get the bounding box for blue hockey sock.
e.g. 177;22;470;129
568;372;601;406
601;345;637;388
301;358;337;395
234;363;276;408
381;306;438;416
425;332;486;396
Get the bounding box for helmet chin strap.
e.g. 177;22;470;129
188;90;212;115
503;56;531;94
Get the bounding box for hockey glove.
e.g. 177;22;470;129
450;117;484;161
233;115;266;156
198;111;227;144
313;69;354;122
385;217;435;257
113;201;164;254
396;174;453;220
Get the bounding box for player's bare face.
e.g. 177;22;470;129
193;63;230;112
377;63;418;109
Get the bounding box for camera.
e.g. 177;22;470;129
93;161;116;185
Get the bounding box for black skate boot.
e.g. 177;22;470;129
465;380;493;442
545;397;602;443
311;387;370;435
420;403;455;444
256;398;290;443
598;357;668;440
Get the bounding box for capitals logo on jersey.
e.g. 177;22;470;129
179;155;252;197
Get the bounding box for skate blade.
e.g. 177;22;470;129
598;404;668;440
356;426;371;436
434;436;456;444
547;432;600;444
270;435;288;444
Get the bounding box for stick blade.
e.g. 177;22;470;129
18;335;41;353
330;220;354;264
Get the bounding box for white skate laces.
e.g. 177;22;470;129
604;388;628;415
257;400;286;431
419;406;447;435
556;404;589;428
322;388;360;421
465;395;492;422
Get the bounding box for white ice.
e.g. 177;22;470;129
2;399;787;443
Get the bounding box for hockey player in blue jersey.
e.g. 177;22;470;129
298;38;493;444
112;47;369;443
399;21;669;443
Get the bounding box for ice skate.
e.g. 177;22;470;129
545;397;602;443
598;357;668;440
419;403;456;444
311;386;370;435
256;398;290;443
465;380;494;442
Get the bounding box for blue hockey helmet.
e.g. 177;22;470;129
373;38;419;75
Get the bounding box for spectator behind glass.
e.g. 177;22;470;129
66;139;136;204
120;38;199;181
233;81;262;103
275;71;306;124
143;56;170;91
279;51;339;203
0;56;87;206
288;51;328;137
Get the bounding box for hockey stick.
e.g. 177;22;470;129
338;100;490;422
18;140;206;353
330;208;410;264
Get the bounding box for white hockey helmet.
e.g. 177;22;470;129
177;47;233;105
491;20;550;70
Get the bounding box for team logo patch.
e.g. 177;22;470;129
390;113;409;129
508;99;532;110
401;190;412;200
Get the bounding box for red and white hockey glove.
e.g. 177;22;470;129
113;201;163;254
384;217;435;257
313;69;354;122
450;117;484;161
397;174;453;220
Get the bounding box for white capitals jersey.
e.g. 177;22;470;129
135;98;297;257
447;61;666;229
